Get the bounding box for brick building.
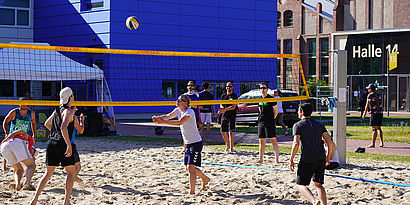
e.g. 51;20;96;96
277;0;410;90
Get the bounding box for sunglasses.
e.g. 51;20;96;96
226;86;233;88
260;87;268;90
177;98;186;102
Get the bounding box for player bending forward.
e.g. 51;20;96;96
152;94;210;195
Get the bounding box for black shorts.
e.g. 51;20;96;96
258;122;276;138
370;113;383;126
296;159;326;185
221;117;236;132
46;140;76;167
184;141;203;166
72;144;80;164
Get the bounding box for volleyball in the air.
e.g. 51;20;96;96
126;16;139;30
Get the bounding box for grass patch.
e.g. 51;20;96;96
326;125;410;143
347;152;410;163
208;143;409;163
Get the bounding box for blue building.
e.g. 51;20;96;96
1;0;278;115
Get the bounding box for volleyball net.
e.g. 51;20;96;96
0;42;309;107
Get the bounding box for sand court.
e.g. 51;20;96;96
1;138;409;204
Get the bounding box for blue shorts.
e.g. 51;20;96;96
184;141;203;166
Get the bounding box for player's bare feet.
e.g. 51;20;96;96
367;144;375;148
256;159;263;164
201;177;210;191
22;184;36;191
15;183;22;191
8;183;15;190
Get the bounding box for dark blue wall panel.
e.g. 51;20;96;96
34;0;277;114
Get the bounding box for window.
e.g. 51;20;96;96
284;39;292;54
0;8;14;25
162;81;175;98
17;10;29;25
320;38;329;82
277;12;281;27
177;81;189;97
0;0;30;27
285;59;293;90
240;83;252;95
0;0;29;8
284;10;293;27
17;80;30;97
42;81;52;96
284;39;293;89
0;80;14;97
308;38;316;76
82;0;104;11
215;83;226;98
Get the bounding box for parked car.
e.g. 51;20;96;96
235;89;300;127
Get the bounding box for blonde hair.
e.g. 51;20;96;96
179;94;190;106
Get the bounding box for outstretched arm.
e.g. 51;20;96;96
156;115;190;126
152;112;177;122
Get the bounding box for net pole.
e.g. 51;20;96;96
333;50;347;165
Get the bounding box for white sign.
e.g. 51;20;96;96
339;88;346;103
354;91;358;97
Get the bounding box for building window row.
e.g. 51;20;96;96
277;10;293;28
307;37;329;83
81;0;104;11
0;0;30;27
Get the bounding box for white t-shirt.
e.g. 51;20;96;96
275;96;284;113
171;107;202;145
331;149;340;163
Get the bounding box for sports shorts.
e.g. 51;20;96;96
200;113;212;123
184;141;203;166
258;122;276;138
46;139;75;167
296;159;326;185
221;116;236;132
0;138;32;165
370;113;383;126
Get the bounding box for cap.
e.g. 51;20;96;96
366;83;376;91
60;87;73;104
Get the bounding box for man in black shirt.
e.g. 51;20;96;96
290;103;333;205
199;82;216;140
361;83;384;148
219;82;238;153
256;83;279;164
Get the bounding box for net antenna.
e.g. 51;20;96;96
0;42;309;106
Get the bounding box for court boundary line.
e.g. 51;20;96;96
82;149;410;188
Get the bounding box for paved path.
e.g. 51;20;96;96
117;122;410;156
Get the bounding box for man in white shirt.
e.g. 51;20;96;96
152;94;210;195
